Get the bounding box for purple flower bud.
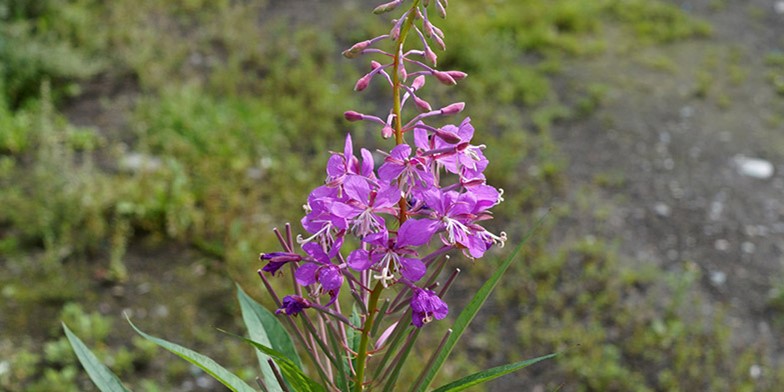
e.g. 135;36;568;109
355;73;372;91
343;40;371;58
433;70;457;85
373;0;402;14
382;125;395;139
424;47;438;66
440;102;465;115
434;128;462;144
412;75;426;91
414;96;432;112
445;70;467;81
260;252;302;275
371;60;383;70
276;295;312;316
410;288;448;327
344;111;364;122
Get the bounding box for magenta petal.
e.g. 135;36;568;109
400;257;426;282
378;162;405;182
343;133;354;159
374;184;401;208
389;144;411;160
347;249;374;271
397;218;438;247
295;263;319;286
319;265;343;291
326;154;345;178
360;148;374;177
330;202;363;219
414;126;430;150
343;175;371;203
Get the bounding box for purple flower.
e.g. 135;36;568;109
276;295;312;316
331;176;400;237
326;134;375;187
378;144;434;196
346;218;431;286
260;252;302;275
410;288;448;327
295;242;344;305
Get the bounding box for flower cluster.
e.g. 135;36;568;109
260;0;505;331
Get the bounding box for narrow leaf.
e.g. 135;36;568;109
237;285;300;391
431;353;557;392
63;323;131;392
127;317;255;392
412;214;548;392
222;331;327;392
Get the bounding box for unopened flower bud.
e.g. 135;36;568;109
433;71;457;85
344;111;364;121
342;40;371;58
414;96;432;112
373;0;402;14
437;1;447;18
371;60;383;70
440;102;465;115
445;71;467;81
382;125;395;139
434;128;462;144
424;47;438;66
411;75;426;91
355;73;372;91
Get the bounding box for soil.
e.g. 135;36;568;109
554;0;784;360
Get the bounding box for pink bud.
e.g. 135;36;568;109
445;71;467;81
440;102;465;115
400;64;407;81
344;111;364;121
382;125;395;139
411;75;426;91
354;73;372;91
432;33;446;51
342;40;371;59
425;47;438;66
436;1;447;18
414;96;432;112
433;71;457;85
373;0;402;14
390;24;401;41
371;60;382;70
434;128;462;144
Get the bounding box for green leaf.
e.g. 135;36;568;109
237;285;301;391
412;214;548;392
431;353;558;392
62;323;131;392
127;317;255;392
222;330;326;392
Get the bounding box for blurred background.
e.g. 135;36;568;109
1;0;783;390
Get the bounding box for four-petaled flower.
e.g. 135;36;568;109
410;288;449;328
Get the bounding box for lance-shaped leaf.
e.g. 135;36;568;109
411;215;547;392
221;330;326;392
237;285;302;391
127;317;256;392
63;323;131;392
431;353;558;392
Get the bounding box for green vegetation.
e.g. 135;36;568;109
1;0;781;390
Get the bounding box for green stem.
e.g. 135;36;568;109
392;0;420;224
354;282;384;391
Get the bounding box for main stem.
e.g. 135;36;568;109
355;3;421;391
392;0;419;225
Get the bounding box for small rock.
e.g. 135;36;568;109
742;241;756;254
119;152;162;173
715;239;729;251
776;1;784;14
680;106;694;118
710;270;727;286
654;202;671;217
750;364;762;379
734;155;774;179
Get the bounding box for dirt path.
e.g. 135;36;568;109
555;0;784;363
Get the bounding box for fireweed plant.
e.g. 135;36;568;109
64;1;554;391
